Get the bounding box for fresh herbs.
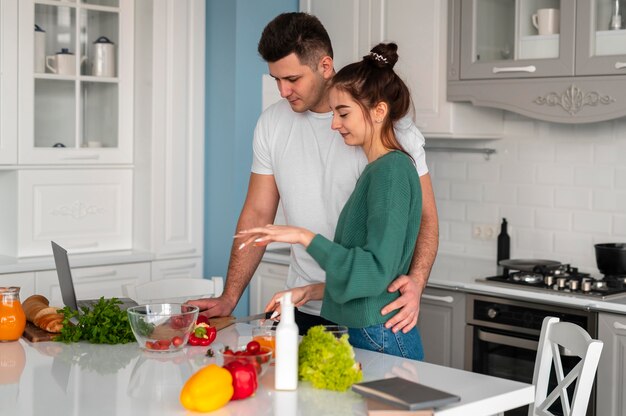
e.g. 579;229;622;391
56;297;135;344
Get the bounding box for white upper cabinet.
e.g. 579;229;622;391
300;0;503;139
0;0;18;164
18;0;133;164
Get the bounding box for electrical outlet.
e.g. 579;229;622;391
472;224;498;240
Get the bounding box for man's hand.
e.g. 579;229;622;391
381;274;425;333
187;296;237;319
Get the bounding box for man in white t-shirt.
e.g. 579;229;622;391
190;12;439;335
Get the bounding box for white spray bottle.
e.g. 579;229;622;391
274;291;298;390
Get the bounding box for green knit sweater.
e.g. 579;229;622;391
306;151;422;328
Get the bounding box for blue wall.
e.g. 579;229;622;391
204;0;297;317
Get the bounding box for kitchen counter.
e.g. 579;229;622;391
2;324;533;415
262;248;626;315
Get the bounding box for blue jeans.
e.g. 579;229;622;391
348;324;424;361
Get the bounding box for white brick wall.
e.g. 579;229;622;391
427;113;626;274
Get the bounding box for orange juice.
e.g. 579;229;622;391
253;335;276;357
0;287;26;342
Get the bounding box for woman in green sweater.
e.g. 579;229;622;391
236;43;423;360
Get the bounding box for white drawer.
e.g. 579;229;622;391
17;169;133;257
35;262;151;307
0;272;36;300
151;258;203;281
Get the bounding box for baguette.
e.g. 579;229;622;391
22;294;64;333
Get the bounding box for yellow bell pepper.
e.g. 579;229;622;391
180;364;234;412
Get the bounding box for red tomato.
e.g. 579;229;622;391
145;341;155;349
157;339;172;348
172;336;184;347
246;340;261;354
223;348;234;356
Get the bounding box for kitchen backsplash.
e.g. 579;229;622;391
427;113;626;274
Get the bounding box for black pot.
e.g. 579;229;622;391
595;243;626;276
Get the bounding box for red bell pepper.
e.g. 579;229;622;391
224;360;258;400
188;323;216;347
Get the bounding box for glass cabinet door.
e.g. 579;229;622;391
459;0;576;79
18;0;132;165
576;0;626;75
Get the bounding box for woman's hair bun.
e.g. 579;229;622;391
364;43;399;68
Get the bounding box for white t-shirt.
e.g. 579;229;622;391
251;99;428;315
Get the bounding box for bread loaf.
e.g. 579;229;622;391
22;295;64;333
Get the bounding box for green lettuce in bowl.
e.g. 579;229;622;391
298;325;362;391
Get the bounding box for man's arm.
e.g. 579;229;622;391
381;173;439;333
188;173;280;318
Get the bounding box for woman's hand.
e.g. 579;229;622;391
235;224;315;250
263;284;325;319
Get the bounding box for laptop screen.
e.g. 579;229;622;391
51;241;79;311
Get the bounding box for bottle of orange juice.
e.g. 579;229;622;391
0;287;27;342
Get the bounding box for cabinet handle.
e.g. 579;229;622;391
422;294;454;303
492;65;537;74
61;155;101;160
614;62;626;69
613;321;626;330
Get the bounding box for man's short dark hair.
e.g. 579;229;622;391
258;12;333;69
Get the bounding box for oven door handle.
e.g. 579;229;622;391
477;329;538;351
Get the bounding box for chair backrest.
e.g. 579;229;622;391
123;276;224;304
529;316;603;416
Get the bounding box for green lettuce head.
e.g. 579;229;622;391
298;325;363;391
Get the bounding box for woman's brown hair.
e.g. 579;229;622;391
330;43;413;162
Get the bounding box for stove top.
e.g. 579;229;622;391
479;263;626;300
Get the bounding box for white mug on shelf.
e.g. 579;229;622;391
46;49;76;75
532;8;560;36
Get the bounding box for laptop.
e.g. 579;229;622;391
51;241;138;311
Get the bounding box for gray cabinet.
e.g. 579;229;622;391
597;312;626;416
448;0;626;123
417;287;466;369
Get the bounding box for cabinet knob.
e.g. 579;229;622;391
487;308;498;319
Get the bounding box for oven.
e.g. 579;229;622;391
465;294;597;416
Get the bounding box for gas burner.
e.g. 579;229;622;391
481;260;626;299
510;272;544;284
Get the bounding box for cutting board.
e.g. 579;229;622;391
208;316;239;331
22;321;58;342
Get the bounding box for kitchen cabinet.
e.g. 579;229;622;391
249;261;288;315
18;0;133;165
417;287;466;369
0;0;18;165
597;312;626;416
151;258;203;281
300;0;503;139
0;1;204;280
34;261;150;306
147;0;205;262
448;0;626;123
0;272;35;300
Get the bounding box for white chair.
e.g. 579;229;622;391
529;317;603;416
123;276;224;304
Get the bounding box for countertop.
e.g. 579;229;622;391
2;323;533;415
262;247;626;315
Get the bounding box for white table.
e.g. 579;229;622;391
1;324;533;415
